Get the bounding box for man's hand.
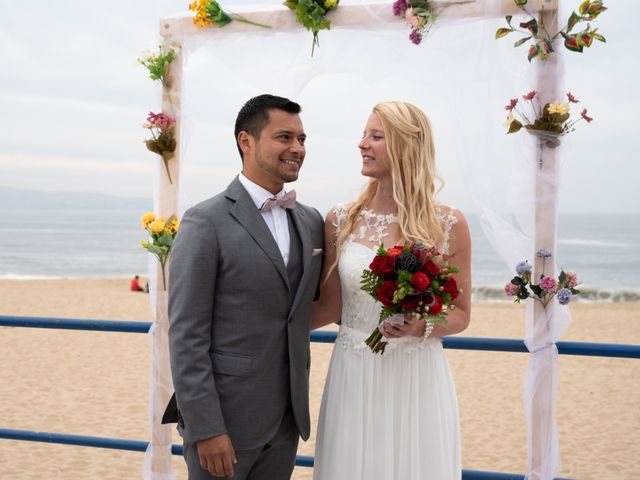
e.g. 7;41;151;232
196;434;237;478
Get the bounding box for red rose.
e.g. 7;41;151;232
386;246;404;258
424;294;443;315
377;280;397;307
421;260;440;277
441;277;459;300
411;272;430;291
401;294;420;310
369;255;395;276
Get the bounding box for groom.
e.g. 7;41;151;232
166;94;324;479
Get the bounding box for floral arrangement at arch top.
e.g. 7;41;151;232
360;243;460;354
144;112;177;184
505;249;580;307
284;0;339;56
393;0;437;45
140;212;180;291
495;0;607;62
505;91;593;147
137;43;180;87
189;0;271;29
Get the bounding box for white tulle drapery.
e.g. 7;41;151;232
145;1;573;478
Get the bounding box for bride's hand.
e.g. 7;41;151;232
379;313;424;338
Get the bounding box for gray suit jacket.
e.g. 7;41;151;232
168;176;324;450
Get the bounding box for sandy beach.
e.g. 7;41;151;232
1;278;638;479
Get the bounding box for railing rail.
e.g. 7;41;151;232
2;315;639;359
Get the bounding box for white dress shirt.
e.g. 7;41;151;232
238;173;292;265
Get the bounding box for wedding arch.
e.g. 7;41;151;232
143;2;573;479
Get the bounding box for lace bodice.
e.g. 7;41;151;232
332;204;458;354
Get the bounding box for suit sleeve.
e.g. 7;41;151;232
168;205;226;444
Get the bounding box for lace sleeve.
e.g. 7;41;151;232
331;204;349;235
436;205;458;255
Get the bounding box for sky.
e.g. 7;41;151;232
1;0;638;216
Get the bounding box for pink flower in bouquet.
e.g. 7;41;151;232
523;90;537;101
505;98;518;111
504;282;519;296
539;276;557;292
405;8;422;29
565;271;579;288
580;108;593;123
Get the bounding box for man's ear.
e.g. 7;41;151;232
237;131;253;157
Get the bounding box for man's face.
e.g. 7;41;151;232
241;109;306;193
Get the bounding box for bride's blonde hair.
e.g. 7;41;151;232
331;101;444;275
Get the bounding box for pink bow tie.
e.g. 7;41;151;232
259;190;297;212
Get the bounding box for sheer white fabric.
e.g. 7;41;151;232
313;205;461;479
151;1;573;478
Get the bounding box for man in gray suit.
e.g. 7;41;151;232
167;94;324;479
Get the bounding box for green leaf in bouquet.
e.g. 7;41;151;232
559;270;567;285
592;31;606;43
571;288;581;294
147;244;165;256
514;0;528;6
566;11;580;33
508;119;523;134
156;232;174;247
360;269;382;297
495;27;513;39
520;18;538;36
576;31;594;48
530;284;543;297
505;15;513;27
145;140;163;155
513;36;531;47
527;44;541;62
511;276;525;286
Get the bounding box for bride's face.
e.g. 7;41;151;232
358;112;390;181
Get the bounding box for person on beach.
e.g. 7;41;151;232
130;275;144;292
311;101;472;479
166;94;324;479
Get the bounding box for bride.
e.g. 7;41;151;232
311;101;472;479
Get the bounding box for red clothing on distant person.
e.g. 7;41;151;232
130;277;144;292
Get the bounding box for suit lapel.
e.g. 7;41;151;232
225;178;289;289
288;205;311;316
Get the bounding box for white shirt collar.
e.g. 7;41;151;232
238;173;286;210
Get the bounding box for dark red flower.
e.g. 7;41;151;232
411;272;431;291
505;98;518;111
425;294;443;315
441;277;460;300
401;295;420;310
369;255;395;276
580;108;593;123
377;280;397;307
566;92;579;103
421;260;441;277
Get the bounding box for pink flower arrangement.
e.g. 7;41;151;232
393;0;436;45
144;111;177;184
505;249;581;307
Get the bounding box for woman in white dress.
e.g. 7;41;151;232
311;101;472;480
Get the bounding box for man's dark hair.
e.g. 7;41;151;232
234;94;301;160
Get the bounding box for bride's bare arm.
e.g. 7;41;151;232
311;209;343;330
430;209;472;337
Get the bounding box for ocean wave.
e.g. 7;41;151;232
472;285;640;303
557;238;633;248
0;273;65;280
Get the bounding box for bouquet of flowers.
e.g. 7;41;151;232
140;212;180;291
505;249;580;307
392;0;436;45
144;111;177;184
137;43;180;87
360;243;460;354
188;0;271;29
505;91;592;147
284;0;339;56
495;0;606;62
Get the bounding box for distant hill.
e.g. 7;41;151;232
0;186;151;210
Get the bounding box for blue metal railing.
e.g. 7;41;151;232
2;315;639;359
4;314;638;479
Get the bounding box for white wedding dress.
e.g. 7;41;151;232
313;205;462;480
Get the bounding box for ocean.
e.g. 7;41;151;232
0;209;638;302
